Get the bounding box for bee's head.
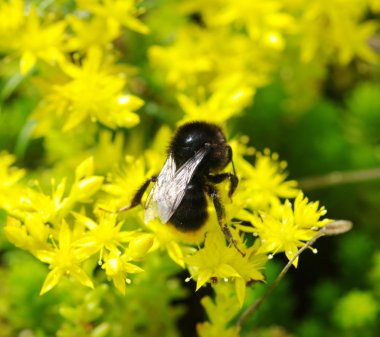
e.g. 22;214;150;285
170;122;229;171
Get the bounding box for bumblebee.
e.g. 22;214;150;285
120;121;242;253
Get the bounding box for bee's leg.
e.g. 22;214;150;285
117;176;157;212
206;145;239;198
206;184;245;256
207;172;239;198
227;145;239;195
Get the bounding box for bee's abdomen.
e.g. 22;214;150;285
169;184;208;231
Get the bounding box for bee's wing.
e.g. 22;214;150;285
144;153;176;224
144;147;209;224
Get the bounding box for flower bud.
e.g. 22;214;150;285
76;157;95;181
128;234;154;259
71;176;104;201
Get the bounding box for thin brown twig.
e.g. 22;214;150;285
298;167;380;190
235;220;352;329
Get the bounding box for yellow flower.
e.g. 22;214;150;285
16;180;68;224
65;15;120;51
0;0;24;42
369;0;380;12
331;20;378;65
73;211;139;259
35;47;143;131
100;126;172;209
77;0;149;34
232;148;299;212
186;230;265;298
292;192;330;229
101;250;144;294
0;3;66;74
149;27;213;91
14;157;103;224
182;0;296;43
197;282;241;336
101;155;148;210
4;215;51;254
93;130;125;173
0;151;24;191
149;27;276;95
177;85;254;124
36;220;94;295
141;219;188;268
73;209;154;294
127;234;155;260
239;192;330;266
298;0;378;64
143;125;174;174
65;156;105;204
98;233;153;294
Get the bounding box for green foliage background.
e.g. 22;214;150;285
0;0;380;336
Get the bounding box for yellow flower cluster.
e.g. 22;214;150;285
148;0;378;119
2;156;154;295
0;0;66;75
0;0;145;132
34;48;143;131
